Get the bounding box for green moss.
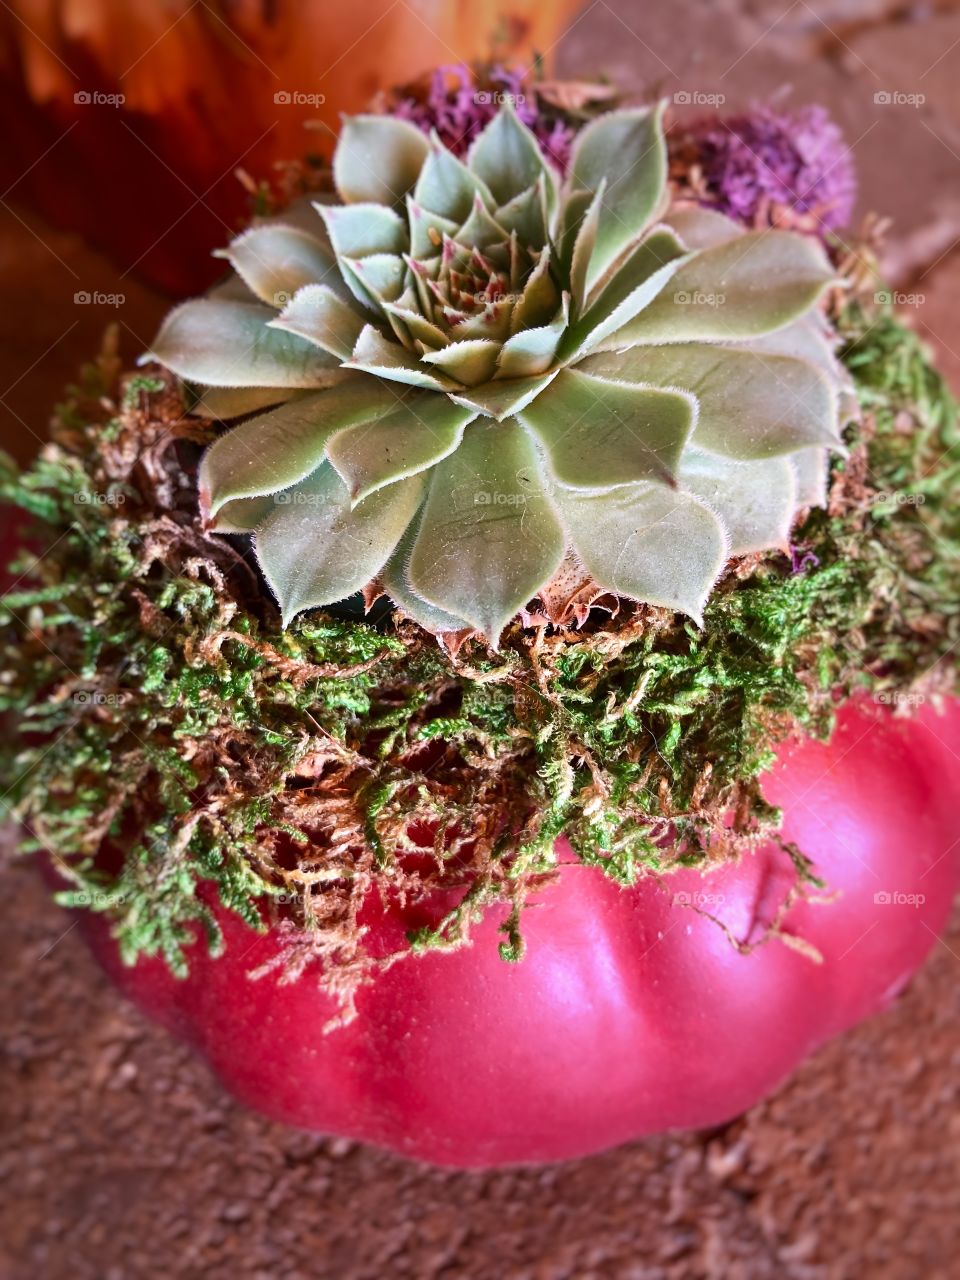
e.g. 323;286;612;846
0;301;956;989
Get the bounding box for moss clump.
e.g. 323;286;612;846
0;301;957;1000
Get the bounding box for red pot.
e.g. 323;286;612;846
75;696;960;1167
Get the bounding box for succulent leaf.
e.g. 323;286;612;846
421;338;502;386
318;202;407;259
610;231;835;346
552;482;728;623
468;103;554;208
519;370;695;489
745;316;856;406
144;299;340;387
191;385;303;420
678;448;797;555
256;463;425;627
200;380;399;515
345;325;456;391
568;180;606;309
510;247;561;332
407;198;459;258
147;99;847;641
792;446;830;507
455;198;512;252
579;344;840;459
406;420;564;644
664;206;744;250
268;285;366;359
337;253;406;314
213;225;340;306
381;517;471;634
206;270;260;304
333;114;430;207
558;188;596;269
561;228;690;360
326;394;477;503
448;372;560;421
568;104;668;294
497;315;567;377
495;178;549;246
414;142;494;223
210;494;276;534
382;300;449;350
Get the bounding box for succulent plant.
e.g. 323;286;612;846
145;103;848;644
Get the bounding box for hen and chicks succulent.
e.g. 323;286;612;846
147;102;847;643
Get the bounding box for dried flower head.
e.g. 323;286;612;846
388;63;575;171
677;103;856;231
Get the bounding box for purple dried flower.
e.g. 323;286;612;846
390;64;574;172
535;117;576;173
790;544;821;575
682;103;856;231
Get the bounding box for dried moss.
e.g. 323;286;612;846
0;299;957;1004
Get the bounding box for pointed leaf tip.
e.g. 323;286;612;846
568;104;668;295
333;114;430;208
520;369;695;490
407;419;564;642
146;299;338;388
468;104;555;208
256;462;424;624
554;482;728;621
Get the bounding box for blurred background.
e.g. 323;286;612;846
2;2;959;1276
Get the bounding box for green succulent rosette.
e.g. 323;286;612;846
146;103;848;644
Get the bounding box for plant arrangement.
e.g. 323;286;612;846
1;66;958;1168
